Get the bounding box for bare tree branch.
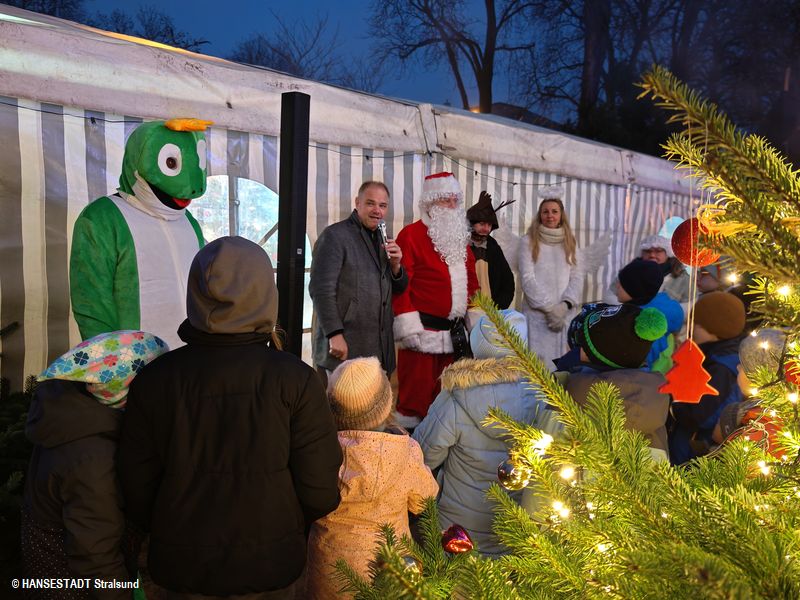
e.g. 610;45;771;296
230;12;384;93
92;5;208;51
368;0;538;112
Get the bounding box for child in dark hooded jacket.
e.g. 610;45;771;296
21;330;167;598
118;236;343;597
668;292;747;464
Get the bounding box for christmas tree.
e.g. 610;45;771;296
336;67;800;599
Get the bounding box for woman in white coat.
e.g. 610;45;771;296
518;189;586;370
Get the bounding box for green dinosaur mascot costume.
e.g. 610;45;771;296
70;118;211;350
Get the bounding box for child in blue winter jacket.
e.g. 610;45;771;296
412;310;554;556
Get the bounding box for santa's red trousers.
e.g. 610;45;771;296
396;349;455;419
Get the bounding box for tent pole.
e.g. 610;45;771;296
277;91;310;357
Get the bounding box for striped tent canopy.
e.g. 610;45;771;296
0;6;694;388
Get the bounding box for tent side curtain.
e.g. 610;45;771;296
0;98;691;388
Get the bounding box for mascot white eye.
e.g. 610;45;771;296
157;143;182;176
196;139;207;170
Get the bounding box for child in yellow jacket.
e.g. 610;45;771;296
305;357;439;599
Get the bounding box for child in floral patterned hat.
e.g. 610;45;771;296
21;330;167;592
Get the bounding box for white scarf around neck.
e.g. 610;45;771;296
539;226;565;245
119;171;187;222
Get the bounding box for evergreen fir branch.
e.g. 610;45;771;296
579;381;627;458
662;134;800;282
414;498;455;577
685;440;762;490
640;66;800;284
451;557;525;600
334;558;377;599
639;65;800;213
620;542;758;599
488;483;550;551
748;279;800;331
483;406;560;453
472;293;593;435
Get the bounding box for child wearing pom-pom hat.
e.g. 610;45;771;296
305;357;438;599
563;304;672;461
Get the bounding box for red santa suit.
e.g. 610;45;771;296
392;175;479;423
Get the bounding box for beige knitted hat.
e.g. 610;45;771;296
327;357;393;431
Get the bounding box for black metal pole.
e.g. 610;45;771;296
277;92;310;357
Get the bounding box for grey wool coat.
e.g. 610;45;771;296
310;210;408;373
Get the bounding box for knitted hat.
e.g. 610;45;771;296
420;172;462;209
576;304;667;369
693;291;746;341
639;234;674;258
327;357;393;431
470;310;528;359
38;330;168;408
738;328;787;377
617;259;665;305
717;401;757;439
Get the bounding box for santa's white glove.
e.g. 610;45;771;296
544;301;569;331
402;333;422;352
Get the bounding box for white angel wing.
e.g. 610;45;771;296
492;227;522;274
579;232;612;273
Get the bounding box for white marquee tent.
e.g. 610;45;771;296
0;5;694;387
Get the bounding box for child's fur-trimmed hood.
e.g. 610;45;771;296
440;357;523;391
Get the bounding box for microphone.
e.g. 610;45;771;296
377;220;389;246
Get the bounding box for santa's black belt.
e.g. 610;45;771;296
418;312;472;360
419;312;459;330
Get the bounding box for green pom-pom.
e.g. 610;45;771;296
635;307;667;341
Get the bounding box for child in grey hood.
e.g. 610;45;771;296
118;236;342;598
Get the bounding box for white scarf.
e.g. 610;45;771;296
119;171;187;222
539;226;565;246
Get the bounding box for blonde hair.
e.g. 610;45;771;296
268;326;285;350
527;198;577;265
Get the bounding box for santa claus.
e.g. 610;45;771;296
392;172;480;428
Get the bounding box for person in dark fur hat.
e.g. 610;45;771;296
467;191;515;308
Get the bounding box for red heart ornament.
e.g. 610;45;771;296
441;524;474;554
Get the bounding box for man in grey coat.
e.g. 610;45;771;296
310;181;408;377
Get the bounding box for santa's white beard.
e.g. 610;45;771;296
427;205;471;266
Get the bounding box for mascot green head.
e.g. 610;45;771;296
119;118;212;210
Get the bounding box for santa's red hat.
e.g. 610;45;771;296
420;172;463;208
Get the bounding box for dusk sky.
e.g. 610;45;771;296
93;0;476;107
